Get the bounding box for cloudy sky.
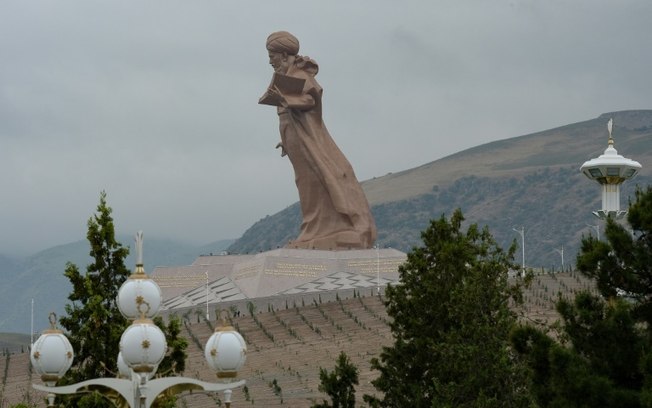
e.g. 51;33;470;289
1;0;650;256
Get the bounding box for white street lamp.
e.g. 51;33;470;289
586;223;601;241
30;313;74;406
553;246;564;271
31;298;34;346
375;245;380;295
206;270;210;321
580;118;641;219
32;231;246;408
204;312;247;408
117;231;163;320
512;226;525;277
119;303;167;375
205;312;247;378
117;351;131;379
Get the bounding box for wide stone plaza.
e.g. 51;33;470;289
152;248;407;313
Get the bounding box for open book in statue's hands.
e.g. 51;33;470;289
258;73;306;106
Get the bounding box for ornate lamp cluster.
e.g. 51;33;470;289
31;231;247;408
117;231;167;377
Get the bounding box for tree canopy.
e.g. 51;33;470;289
312;351;359;408
57;192;187;407
365;209;532;407
577;186;652;326
513;186;652;407
59;191;131;387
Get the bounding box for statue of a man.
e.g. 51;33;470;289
259;31;376;250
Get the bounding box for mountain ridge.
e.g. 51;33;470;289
228;110;652;267
362;110;652;205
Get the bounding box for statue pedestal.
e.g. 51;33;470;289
152;248;406;311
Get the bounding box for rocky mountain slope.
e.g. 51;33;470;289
228;110;652;268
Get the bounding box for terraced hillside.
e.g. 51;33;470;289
1;271;596;407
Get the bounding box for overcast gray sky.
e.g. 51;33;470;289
1;0;650;256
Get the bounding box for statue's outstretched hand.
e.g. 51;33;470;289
276;142;287;157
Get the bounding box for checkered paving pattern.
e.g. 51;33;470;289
280;271;399;294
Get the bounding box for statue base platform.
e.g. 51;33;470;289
151;247;406;311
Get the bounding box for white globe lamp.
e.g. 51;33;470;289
205;315;247;379
117;352;130;379
117;231;163;319
119;305;167;375
31;313;74;386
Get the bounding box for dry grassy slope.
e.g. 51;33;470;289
362;110;652;205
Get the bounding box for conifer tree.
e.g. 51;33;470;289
312;352;359;408
365;209;532;408
59;192;130;389
577;186;652;325
57;192;187;407
513;186;652;407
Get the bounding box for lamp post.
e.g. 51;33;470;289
206;270;211;321
512;226;525;277
31;298;34;346
31;231;246;408
586;223;600;241
30;313;74;407
375;245;380;295
553;246;564;271
580;118;641;219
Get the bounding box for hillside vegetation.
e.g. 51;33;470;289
229;110;652;268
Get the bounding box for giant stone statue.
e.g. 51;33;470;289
259;31;377;250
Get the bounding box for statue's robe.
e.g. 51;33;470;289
276;56;376;250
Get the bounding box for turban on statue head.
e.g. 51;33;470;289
266;31;300;55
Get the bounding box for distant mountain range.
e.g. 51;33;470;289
228;110;652;268
0;237;233;335
3;110;650;335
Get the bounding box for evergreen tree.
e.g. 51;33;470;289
154;315;187;376
57;192;187;407
513;186;652;407
365;209;533;408
58;192;131;402
312;352;359;408
512;294;643;407
577;186;652;326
